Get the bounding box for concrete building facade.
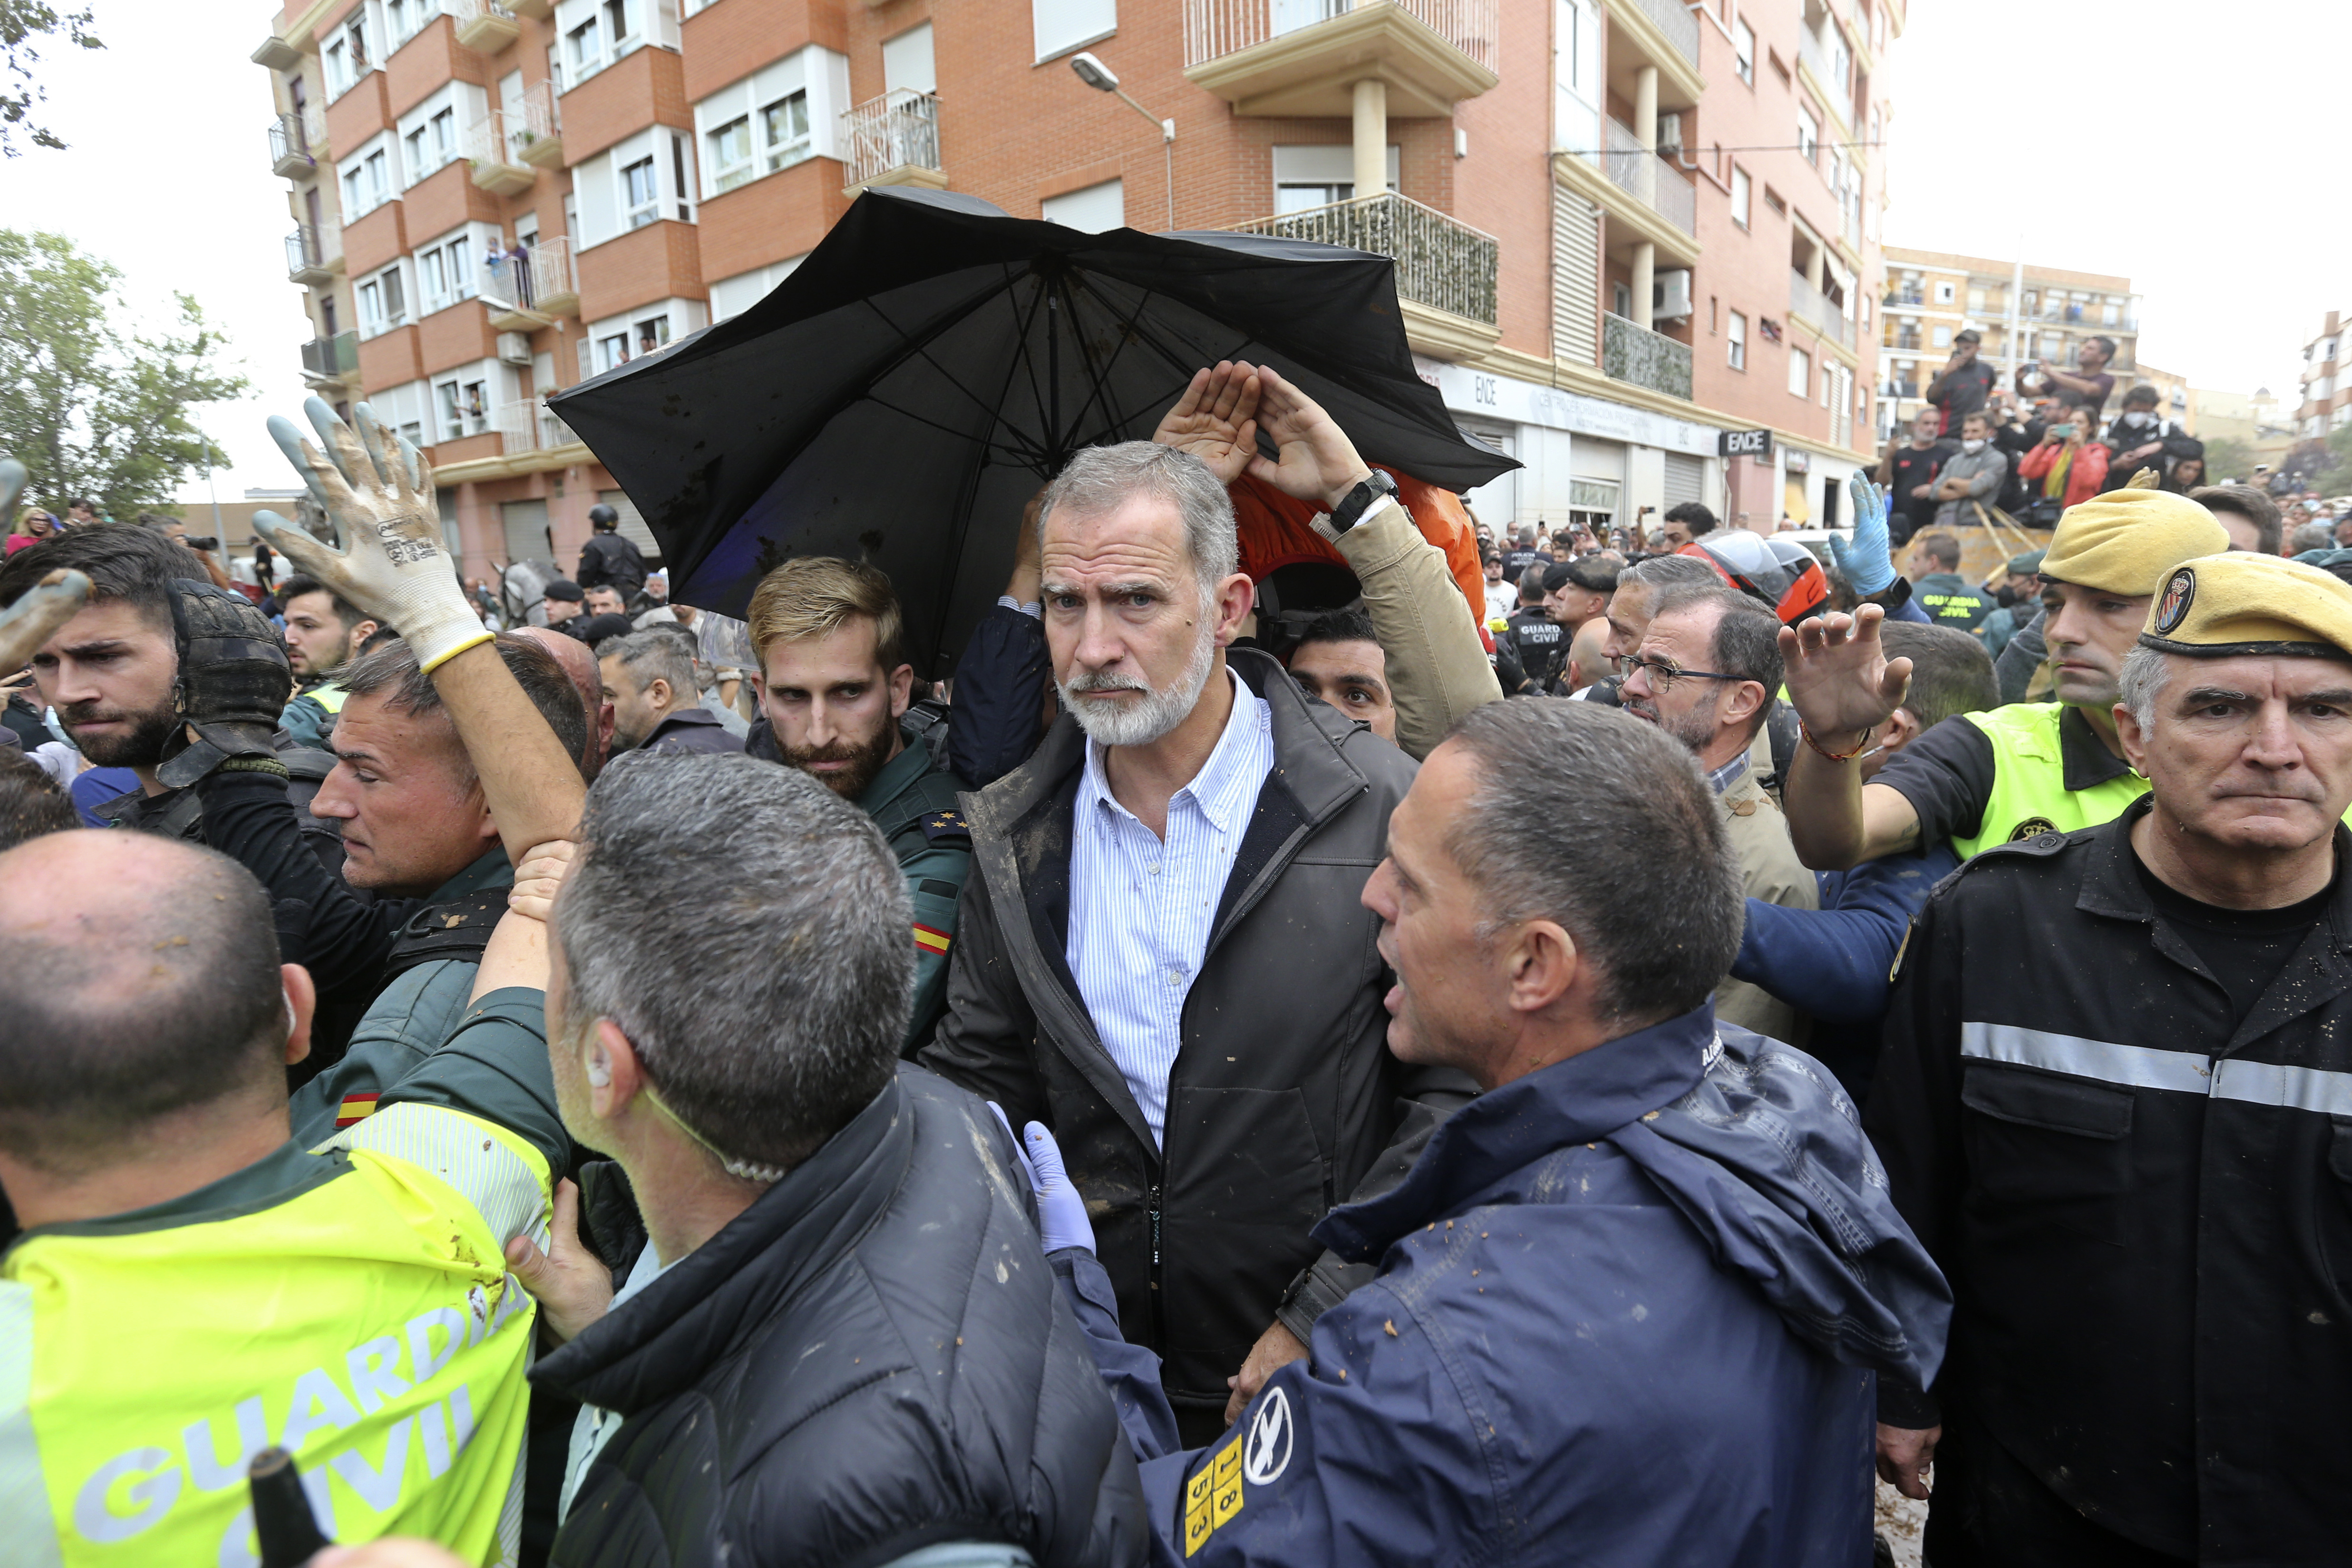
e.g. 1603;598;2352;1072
252;0;1908;581
2295;310;2351;439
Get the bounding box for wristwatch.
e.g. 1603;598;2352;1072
1325;470;1399;536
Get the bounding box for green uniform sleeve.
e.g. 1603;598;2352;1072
901;839;972;1056
310;986;571;1176
279;692;331;749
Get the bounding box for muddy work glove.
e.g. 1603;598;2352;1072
156;579;295;788
254;398;490;672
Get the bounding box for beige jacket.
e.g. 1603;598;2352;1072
1713;758;1818;1045
1323;497;1503;761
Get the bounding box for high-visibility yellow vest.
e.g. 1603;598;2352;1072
1949;702;2147;859
308;682;350;715
1;1103;548;1566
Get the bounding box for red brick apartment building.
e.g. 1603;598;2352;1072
2295;310;2351;442
251;0;1906;579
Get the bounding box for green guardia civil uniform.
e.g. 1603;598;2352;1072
0;989;563;1567
855;714;973;1055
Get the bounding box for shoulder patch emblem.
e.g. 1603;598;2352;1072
334;1093;380;1128
1243;1386;1294;1486
1185;1435;1247;1556
913;922;951;957
2153;566;2196;635
2006;817;2059;843
921;808;970;842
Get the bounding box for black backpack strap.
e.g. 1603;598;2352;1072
382;886;511;978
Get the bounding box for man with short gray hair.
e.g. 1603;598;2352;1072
923;433;1474;1444
598;629;741;755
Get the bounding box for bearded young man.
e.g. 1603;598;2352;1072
742;555;970;1053
275;571;382;748
920;434;1476;1448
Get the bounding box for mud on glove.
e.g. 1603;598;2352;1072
156;578;294;788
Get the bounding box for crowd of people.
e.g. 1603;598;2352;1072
0;351;2346;1568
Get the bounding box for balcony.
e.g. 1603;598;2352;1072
464;113;537;196
1603;312;1691;400
268;107;328;177
452;0;522;53
841;90;943;194
1223;192;1498;356
252;33;302;70
511;0;553;14
285;223;341;285
1183;0;1498;118
1884;288;1924;307
1621;0;1699;67
512;80;563;169
1603;118;1693;234
301;331;361;390
1796;23;1852;125
493;400;581;455
1889;332;1921;352
481;237;579;328
1788;270;1854;352
1883;379;1920;399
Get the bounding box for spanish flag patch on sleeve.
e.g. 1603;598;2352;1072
334;1093;380;1128
914;923;952;957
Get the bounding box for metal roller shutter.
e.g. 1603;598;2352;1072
499;499;550;566
1663;453;1703;507
1552;188;1600;368
597;489;663;565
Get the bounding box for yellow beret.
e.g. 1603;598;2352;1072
2142;553;2352;661
2039;488;2231;597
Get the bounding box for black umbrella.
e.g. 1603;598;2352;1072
549;186;1518;674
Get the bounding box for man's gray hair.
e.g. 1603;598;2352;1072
1443;700;1744;1026
1622;553;1722;591
601;629;698;701
554;752;910;1175
2117;642;2175;730
1038;441;1238;600
2290;521;2333;554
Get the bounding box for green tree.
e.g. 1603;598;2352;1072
1;1;102;155
0;230;248;519
2201;436;2256;485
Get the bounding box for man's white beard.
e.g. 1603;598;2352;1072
1058;605;1220;749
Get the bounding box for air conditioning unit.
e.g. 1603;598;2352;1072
497;330;532;366
1653;269;1694;323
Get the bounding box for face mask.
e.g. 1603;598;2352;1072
1962;439;1987;455
2121;412;2155;430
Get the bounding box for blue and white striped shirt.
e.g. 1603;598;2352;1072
1068;667;1275;1147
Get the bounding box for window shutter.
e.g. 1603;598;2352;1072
1552;187;1599;367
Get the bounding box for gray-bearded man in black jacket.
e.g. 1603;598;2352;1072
920;375;1477;1446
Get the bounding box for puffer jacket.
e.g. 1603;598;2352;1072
537;1065;1149;1568
920;648;1475;1432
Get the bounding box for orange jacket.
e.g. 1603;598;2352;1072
1229;467;1485;615
2018;437;2110;510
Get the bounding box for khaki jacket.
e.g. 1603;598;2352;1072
1326;497;1502;760
1715;760;1818;1044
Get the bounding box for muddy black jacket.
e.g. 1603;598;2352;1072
1867;800;2352;1564
919;649;1473;1429
538;1067;1148;1568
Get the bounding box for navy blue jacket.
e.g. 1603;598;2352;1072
1730;843;1959;1102
1061;1008;1952;1568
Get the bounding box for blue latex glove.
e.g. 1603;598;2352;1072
990;1103;1096;1255
1829;470;1897;595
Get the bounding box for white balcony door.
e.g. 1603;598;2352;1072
883;23;934;94
1272;143;1397;212
1273;0;1345;37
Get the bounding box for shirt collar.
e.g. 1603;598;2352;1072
1706;749;1752;795
428;845;515;902
2058;704;2137;792
853;718;932;813
1078;664;1266;834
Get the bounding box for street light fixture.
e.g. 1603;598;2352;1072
1068;51;1175;230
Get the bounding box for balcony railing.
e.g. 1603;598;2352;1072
452;0;522;51
1885;288;1924;307
463;113;538;194
1603;312;1692;400
1789;270;1854;351
1602;118;1694;235
512;79;563;166
841;89;940;187
481;236;579;319
1884;379;1921;399
1797;22;1852;114
285;223;341;282
1223;192;1497;325
493;400;581;454
1891;332;1921;351
268;107;328;175
300;331;360;385
1184;0;1498;74
1623;0;1699;64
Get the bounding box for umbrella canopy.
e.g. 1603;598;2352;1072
548;186;1517;674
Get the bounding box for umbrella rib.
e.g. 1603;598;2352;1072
1055;274;1257;446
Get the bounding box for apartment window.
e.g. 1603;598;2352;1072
417;233;481;314
565;16;601;79
706;115;754;193
1762;184;1786;217
1042;178;1125;233
2102;300;2119;326
435;376;489;442
325;15;369;96
1612;281;1632;319
1733;19;1754;84
403;108;457;183
635;314;671;355
1797;107;1819;164
622;157;658;228
1934;280;1955;304
1967;287;1986;313
1273;143;1398;213
342;148;390;216
596;331;631;372
1728;310;1747;370
1033;0;1116;61
358;265;408;337
1730;165;1750;229
1932;325;1951;348
1554;0;1601;154
761;90;811;173
1788;345;1811;398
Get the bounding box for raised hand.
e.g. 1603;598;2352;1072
0;567;91;673
1151;362;1263;485
1245;363;1374;512
1777;604;1912;748
1827;469;1896;596
253;398;488;671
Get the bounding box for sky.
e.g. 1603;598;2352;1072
0;0;2340;503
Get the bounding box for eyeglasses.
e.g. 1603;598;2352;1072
1622;653;1742;691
